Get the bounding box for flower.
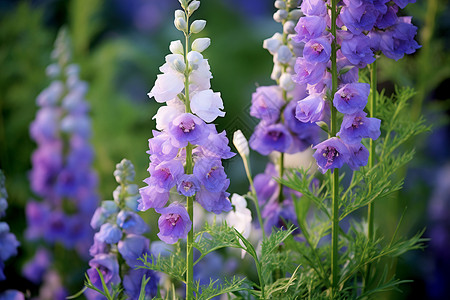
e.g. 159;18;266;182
176;174;201;197
168;113;209;147
156;203;192;244
333;83;370;115
312;138;350;174
195;181;232;214
87;254;120;290
138;184;170;210
346;142;370;171
250;86;284;124
295;93;326;123
337;111;381;144
249;123;293;155
148;72;184;103
190;89;225;122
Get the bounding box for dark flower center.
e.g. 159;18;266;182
268;130;282;141
182;181;193;191
351;116;363;129
312;42;324;54
323;146;339;166
166;213;180;226
179;121;195;133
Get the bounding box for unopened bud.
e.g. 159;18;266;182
169;40;184;55
233;130;249;157
263;33;283;54
192;38;211;52
288;9;303;20
276;45;293;64
280;73;295;92
173;58;186;73
175;10;185;20
174;17;187;32
190;20;206;34
283;20;296;34
271;63;282;80
274;0;286;9
188;1;200;14
273;9;288;22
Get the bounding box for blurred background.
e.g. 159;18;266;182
0;0;448;299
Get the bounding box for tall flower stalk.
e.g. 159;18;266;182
139;1;234;298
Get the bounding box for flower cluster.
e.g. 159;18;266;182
293;0;419;173
249;0;319;156
0;170;22;300
86;159;158;299
139;0;234;244
26;29;98;252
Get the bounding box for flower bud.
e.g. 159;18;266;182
276;45;292;64
174;10;185;20
188;1;200;14
192;38;211;52
283;20;296;34
280;73;295;92
190;20;206;34
174;17;187;32
273;9;288;22
274;0;286;9
169;40;184;55
263;33;283;54
271;63;282;80
288;9;303;20
233;130;249;157
172;57;186;73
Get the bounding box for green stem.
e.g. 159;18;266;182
243;158;266;240
330;0;339;298
277;152;284;203
364;60;377;294
183;18;194;300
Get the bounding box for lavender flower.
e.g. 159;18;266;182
337;111;381;144
156;203;192;244
312;138;350;174
333;83;370;115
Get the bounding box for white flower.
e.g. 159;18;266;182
192;38;211;52
148;72;184;103
169;40;184;55
190;89;224;122
153;99;185;130
276;45;292;64
263;33;283;54
279;73;295;92
190;20;206;34
233;130;249;157
187;51;212;91
226;194;252;239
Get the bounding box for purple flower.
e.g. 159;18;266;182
313;137;350;174
337;54;359;84
0;290;25;300
346;142;370;170
295;93;326;123
148;159;184;192
375;5;398;29
116;210;149;235
340;34;375;67
29;108;61;143
87;254;120;290
25;201;51;240
118;234;150;267
303;37;332;63
378;17;421;60
301;0;327;16
294;16;326;43
176;174;201;197
138;184;170;210
250;86;284;123
168;113;209;147
340;3;379;35
147;131;179;161
197;125;235;159
262;199;298;234
337;111;381;143
22;248;51;284
193;158;227;193
89;237;110;257
96;223;122;244
253;163;279;205
333;83;370;114
284;100;320;144
249;123;293;155
293;58;326;86
155;203;192;244
0;223;19;262
195;180;232;214
123;269;158;299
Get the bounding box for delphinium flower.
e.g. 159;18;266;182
23;29;98;296
248;0;320;234
86;159;158;299
139;1;234;297
0;170;24;299
292;0;419;174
